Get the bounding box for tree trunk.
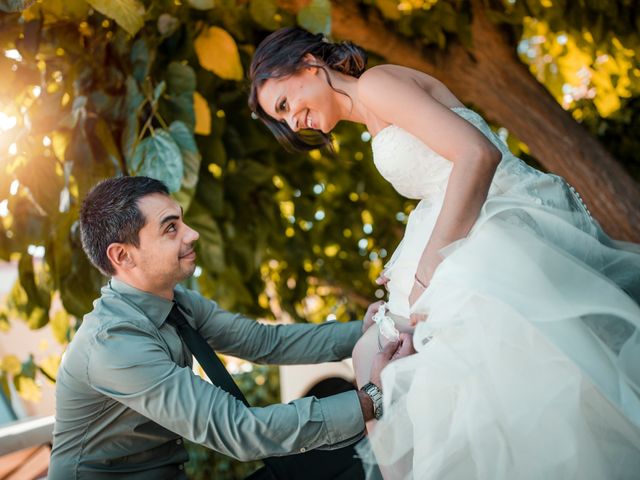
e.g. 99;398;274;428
281;0;640;241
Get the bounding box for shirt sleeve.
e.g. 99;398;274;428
87;320;365;461
179;287;364;365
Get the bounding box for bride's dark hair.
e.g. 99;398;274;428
248;27;367;152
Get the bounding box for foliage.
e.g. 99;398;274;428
0;0;638;477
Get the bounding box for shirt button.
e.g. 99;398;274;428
299;447;306;453
176;439;182;445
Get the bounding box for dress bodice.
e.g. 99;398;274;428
371;106;512;200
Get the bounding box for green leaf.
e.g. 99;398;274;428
122;76;143;163
169;121;202;211
188;0;214;10
297;0;331;35
153;80;166;104
7;266;49;329
16;155;64;218
86;0;145;37
122;113;139;165
157;13;180;37
8;196;47;251
194;165;224;217
61;95;87;130
17;253;51;314
131;38;152;83
60;241;104;318
161;92;195;130
250;0;280;31
21;355;37;379
194;26;244;81
93;117;123;173
0;225;11;261
38;0;90;20
130;130;184;192
15;374;41;403
235;159;274;187
125;75;144;113
203;266;252;310
67;116;118;200
166;62;196;94
50;309;71;344
44;210;74;291
26;307;48;330
168;121;198;156
160;63;197;129
0;312;9;332
0;0;31;13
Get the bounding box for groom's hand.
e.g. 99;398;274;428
391;333;416;361
370;333;415;387
358;335;415;422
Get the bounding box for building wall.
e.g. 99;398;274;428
280;360;355;403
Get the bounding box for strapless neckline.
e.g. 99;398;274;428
368;105;513;200
371;105;469;144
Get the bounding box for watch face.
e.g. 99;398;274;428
361;382;383;419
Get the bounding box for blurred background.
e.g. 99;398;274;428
0;0;638;478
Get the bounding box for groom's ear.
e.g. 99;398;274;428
106;242;135;273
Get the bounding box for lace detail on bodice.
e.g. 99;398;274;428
371;106;518;200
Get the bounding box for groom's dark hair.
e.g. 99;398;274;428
79;176;169;276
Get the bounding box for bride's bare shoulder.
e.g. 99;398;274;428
358;65;463;108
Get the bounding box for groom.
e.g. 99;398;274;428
48;176;412;479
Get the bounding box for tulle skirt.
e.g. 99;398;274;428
360;167;640;479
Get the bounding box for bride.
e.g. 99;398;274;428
248;27;640;479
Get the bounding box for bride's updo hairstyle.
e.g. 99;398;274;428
249;27;367;152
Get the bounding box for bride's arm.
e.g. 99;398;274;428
357;68;501;307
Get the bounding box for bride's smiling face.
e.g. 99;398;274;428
257;66;339;134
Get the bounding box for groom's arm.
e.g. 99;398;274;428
178;286;362;364
87;318;369;460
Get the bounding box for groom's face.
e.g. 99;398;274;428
129;193;200;287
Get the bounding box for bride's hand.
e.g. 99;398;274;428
375;271;390;290
362;300;384;333
409;261;438;325
409;251;443;307
408;282;428;326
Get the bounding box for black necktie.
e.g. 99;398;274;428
166;303;249;406
165;302;365;480
166;303;284;478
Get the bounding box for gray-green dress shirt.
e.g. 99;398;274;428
49;278;365;479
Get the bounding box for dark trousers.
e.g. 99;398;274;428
246;444;365;480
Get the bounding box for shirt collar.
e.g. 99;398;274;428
107;277;175;328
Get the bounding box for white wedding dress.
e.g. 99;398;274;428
360;106;640;479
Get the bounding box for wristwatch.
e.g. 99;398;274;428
360;382;383;420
